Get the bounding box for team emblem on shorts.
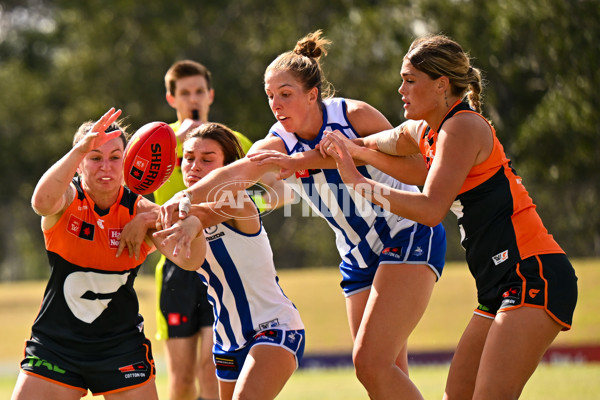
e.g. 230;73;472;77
119;361;148;379
501;287;521;307
382;247;402;259
119;362;148;374
287;332;298;343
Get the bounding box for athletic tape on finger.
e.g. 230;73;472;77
179;192;191;215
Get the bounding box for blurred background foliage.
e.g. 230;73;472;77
0;0;598;279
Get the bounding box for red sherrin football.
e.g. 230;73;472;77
123;121;177;195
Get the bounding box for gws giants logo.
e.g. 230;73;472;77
64;271;130;323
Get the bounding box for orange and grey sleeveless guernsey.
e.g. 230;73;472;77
32;177;153;356
419;101;564;294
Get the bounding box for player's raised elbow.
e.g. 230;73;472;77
31;198;46;216
31;193;60;217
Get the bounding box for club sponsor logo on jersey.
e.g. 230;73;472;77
203;226;225;241
67;215;82;236
67;214;95;240
205;231;225;242
295;168;322;178
108;228;122;249
492;250;509;266
258;318;280;330
295;169;309;178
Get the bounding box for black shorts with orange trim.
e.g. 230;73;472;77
20;337;155;395
474;253;578;330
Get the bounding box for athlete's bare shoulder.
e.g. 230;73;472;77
345;98;393;137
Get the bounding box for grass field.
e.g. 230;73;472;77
1;259;599;398
1;363;600;399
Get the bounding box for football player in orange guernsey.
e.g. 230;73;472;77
12;108;206;400
318;35;578;400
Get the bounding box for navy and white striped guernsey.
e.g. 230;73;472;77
270;97;421;271
198;219;304;352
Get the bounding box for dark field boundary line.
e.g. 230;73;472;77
299;344;600;369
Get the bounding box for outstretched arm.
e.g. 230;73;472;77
159;136;286;228
249;99;395;179
323;117;481;227
319;130;428;186
359;120;424;156
32;108;122;228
